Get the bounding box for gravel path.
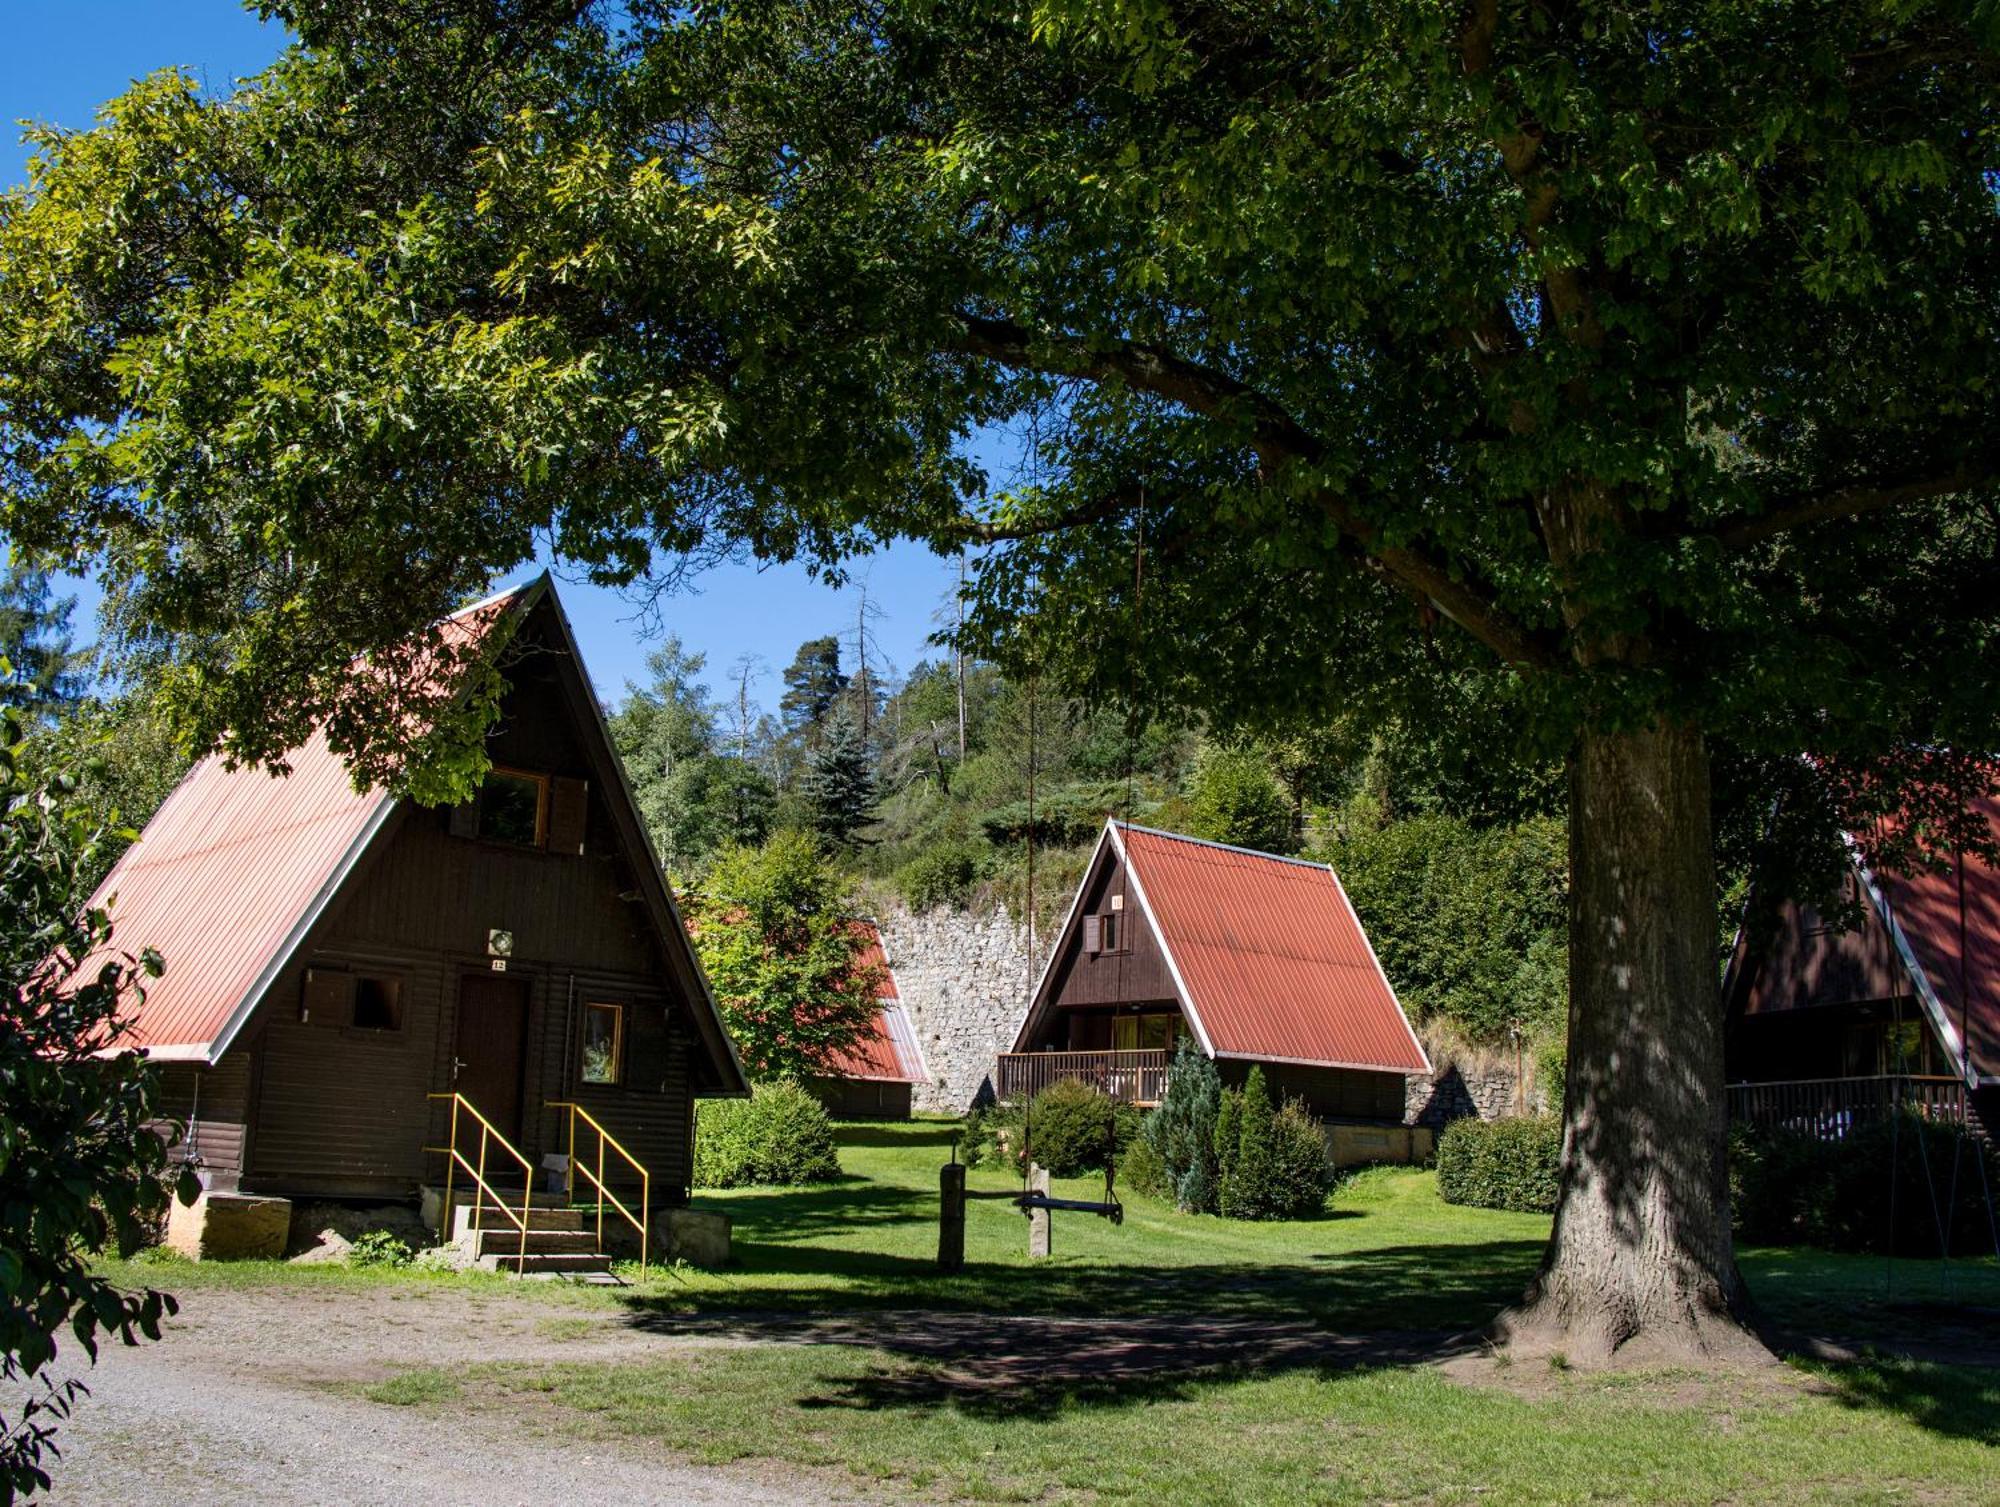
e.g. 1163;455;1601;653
37;1284;878;1506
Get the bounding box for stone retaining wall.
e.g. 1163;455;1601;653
875;903;1042;1114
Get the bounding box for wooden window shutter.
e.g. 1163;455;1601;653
548;776;589;856
1082;915;1102;954
301;967;353;1025
447;802;479;839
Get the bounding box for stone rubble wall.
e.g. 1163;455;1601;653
874;902;1043;1114
1403;1058;1537;1128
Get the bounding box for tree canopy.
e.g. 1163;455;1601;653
6;0;1999;1365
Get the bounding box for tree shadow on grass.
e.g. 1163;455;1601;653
834;1123;963;1150
1816;1356;2000;1445
620;1235;1544;1345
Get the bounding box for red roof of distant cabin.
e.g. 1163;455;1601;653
819;922;928;1084
1115;823;1430;1074
79;584;533;1059
1862;794;2000;1081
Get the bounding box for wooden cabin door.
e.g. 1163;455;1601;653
454;972;531;1143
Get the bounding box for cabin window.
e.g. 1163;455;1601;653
477;768;548;848
581;1002;624;1085
351;973;405;1032
302;966;405;1032
1113;1013;1180;1051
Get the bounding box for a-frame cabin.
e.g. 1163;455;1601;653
87;577;746;1252
1002;822;1429;1124
1725;796;1998;1139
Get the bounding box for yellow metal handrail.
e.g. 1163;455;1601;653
423;1093;535;1273
545;1100;651;1274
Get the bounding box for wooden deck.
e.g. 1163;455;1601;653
1726;1074;1971;1139
996;1049;1171;1105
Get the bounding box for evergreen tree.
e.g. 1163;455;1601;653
0;565;83;720
1140;1038;1222;1214
1213;1086;1242;1210
778;636;847;748
609;639;724;872
1224;1067;1279;1221
801;710;876;848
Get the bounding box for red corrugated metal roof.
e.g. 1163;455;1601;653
821;921;929;1083
1862;794;2000;1081
80;584;533;1059
1116;824;1430;1075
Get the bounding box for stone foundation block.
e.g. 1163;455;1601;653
166;1192;292;1261
655;1207;731;1267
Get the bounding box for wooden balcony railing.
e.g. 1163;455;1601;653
1726;1074;1970;1140
997;1049;1171;1106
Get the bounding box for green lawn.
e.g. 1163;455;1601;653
115;1119;2000;1504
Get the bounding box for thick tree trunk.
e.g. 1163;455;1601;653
1493;719;1770;1367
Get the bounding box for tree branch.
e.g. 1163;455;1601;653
1709;461;1996;550
947;313;1562;669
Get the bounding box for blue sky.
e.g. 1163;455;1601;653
1;1;972;709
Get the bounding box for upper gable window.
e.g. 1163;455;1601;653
476;769;548;848
450;769;588;853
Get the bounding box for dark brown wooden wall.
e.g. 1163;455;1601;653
154;1055;256;1185
1733;872;1907;1019
227;613;704;1202
1044;845;1176;1013
1218;1060;1407;1121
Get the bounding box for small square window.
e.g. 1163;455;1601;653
478;770;547;848
581;1002;624;1085
351;974;404;1032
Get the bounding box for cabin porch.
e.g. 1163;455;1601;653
996;1048;1173;1106
1726;1073;1981;1140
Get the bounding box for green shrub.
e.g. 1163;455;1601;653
1214;1071;1332;1220
1141;1038;1222;1213
1268;1101;1335;1218
896;842;982;911
1533;1034;1567;1113
695;1080;842;1187
1020;1080;1136;1178
1436;1115;1563;1213
1220;1069;1279;1218
1214;1086;1242;1195
1119;1134;1171;1200
347;1230;414;1269
1730;1115;1998;1257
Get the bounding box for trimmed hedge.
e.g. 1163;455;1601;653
1436;1115;1563;1213
694;1080;841;1187
1731;1115;1998;1256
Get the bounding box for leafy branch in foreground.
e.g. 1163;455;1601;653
0;707;195;1500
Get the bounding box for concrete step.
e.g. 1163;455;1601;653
469;1227;599;1257
475;1249;617;1276
453;1205;588;1238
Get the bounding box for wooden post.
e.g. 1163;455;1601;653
1027;1163;1052;1260
938;1161;966;1273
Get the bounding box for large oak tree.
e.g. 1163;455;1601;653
4;0;1999;1362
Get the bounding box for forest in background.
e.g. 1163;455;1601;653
603;610;1573;1066
4;566;1571;1068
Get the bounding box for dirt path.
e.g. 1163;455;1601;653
41;1283;876;1506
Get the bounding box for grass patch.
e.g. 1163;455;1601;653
363;1368;462;1406
430;1345;2000;1505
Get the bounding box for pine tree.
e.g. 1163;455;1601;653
778;636;847;748
801;709;875;848
0;565;84;719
